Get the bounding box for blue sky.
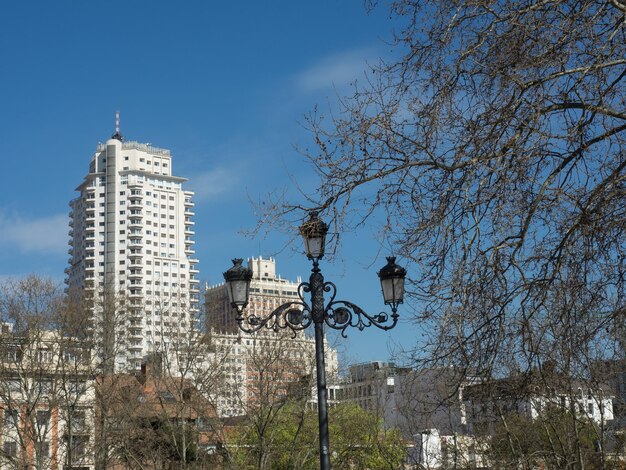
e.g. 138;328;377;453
0;1;418;366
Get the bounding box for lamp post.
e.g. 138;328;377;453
223;211;406;470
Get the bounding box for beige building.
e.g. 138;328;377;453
205;257;338;417
203;328;338;418
205;257;301;333
0;325;96;470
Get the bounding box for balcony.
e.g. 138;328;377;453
129;310;143;321
128;219;142;229
184;228;195;236
128;201;142;210
128;270;142;279
184;199;194;207
129;327;143;338
128;230;143;239
128;250;143;259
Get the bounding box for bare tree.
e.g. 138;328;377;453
259;1;625;464
262;0;625;386
0;276;96;470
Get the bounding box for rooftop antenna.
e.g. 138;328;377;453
111;110;124;141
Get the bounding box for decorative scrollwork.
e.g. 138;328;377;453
235;282;312;337
233;274;398;338
324;300;399;338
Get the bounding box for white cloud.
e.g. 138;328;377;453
0;212;68;255
187;167;239;203
295;48;377;93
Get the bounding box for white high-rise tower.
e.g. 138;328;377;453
66;115;200;371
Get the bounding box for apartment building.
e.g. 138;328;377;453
65;122;199;371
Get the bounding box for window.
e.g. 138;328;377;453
35;441;49;458
3;441;17;458
37;348;52;363
36;410;50;427
4;409;19;427
70;436;89;462
71;410;86;432
69;381;87;397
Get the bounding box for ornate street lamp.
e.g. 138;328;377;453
223;212;406;470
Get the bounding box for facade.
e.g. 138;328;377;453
334;361;404;414
592;359;626;428
205;257;339;417
0;325;96;470
463;375;615;435
66;125;199;371
204;328;338;418
205;257;301;333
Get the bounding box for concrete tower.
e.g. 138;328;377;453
66;115;199;371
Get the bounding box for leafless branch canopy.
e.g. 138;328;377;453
261;0;626;377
